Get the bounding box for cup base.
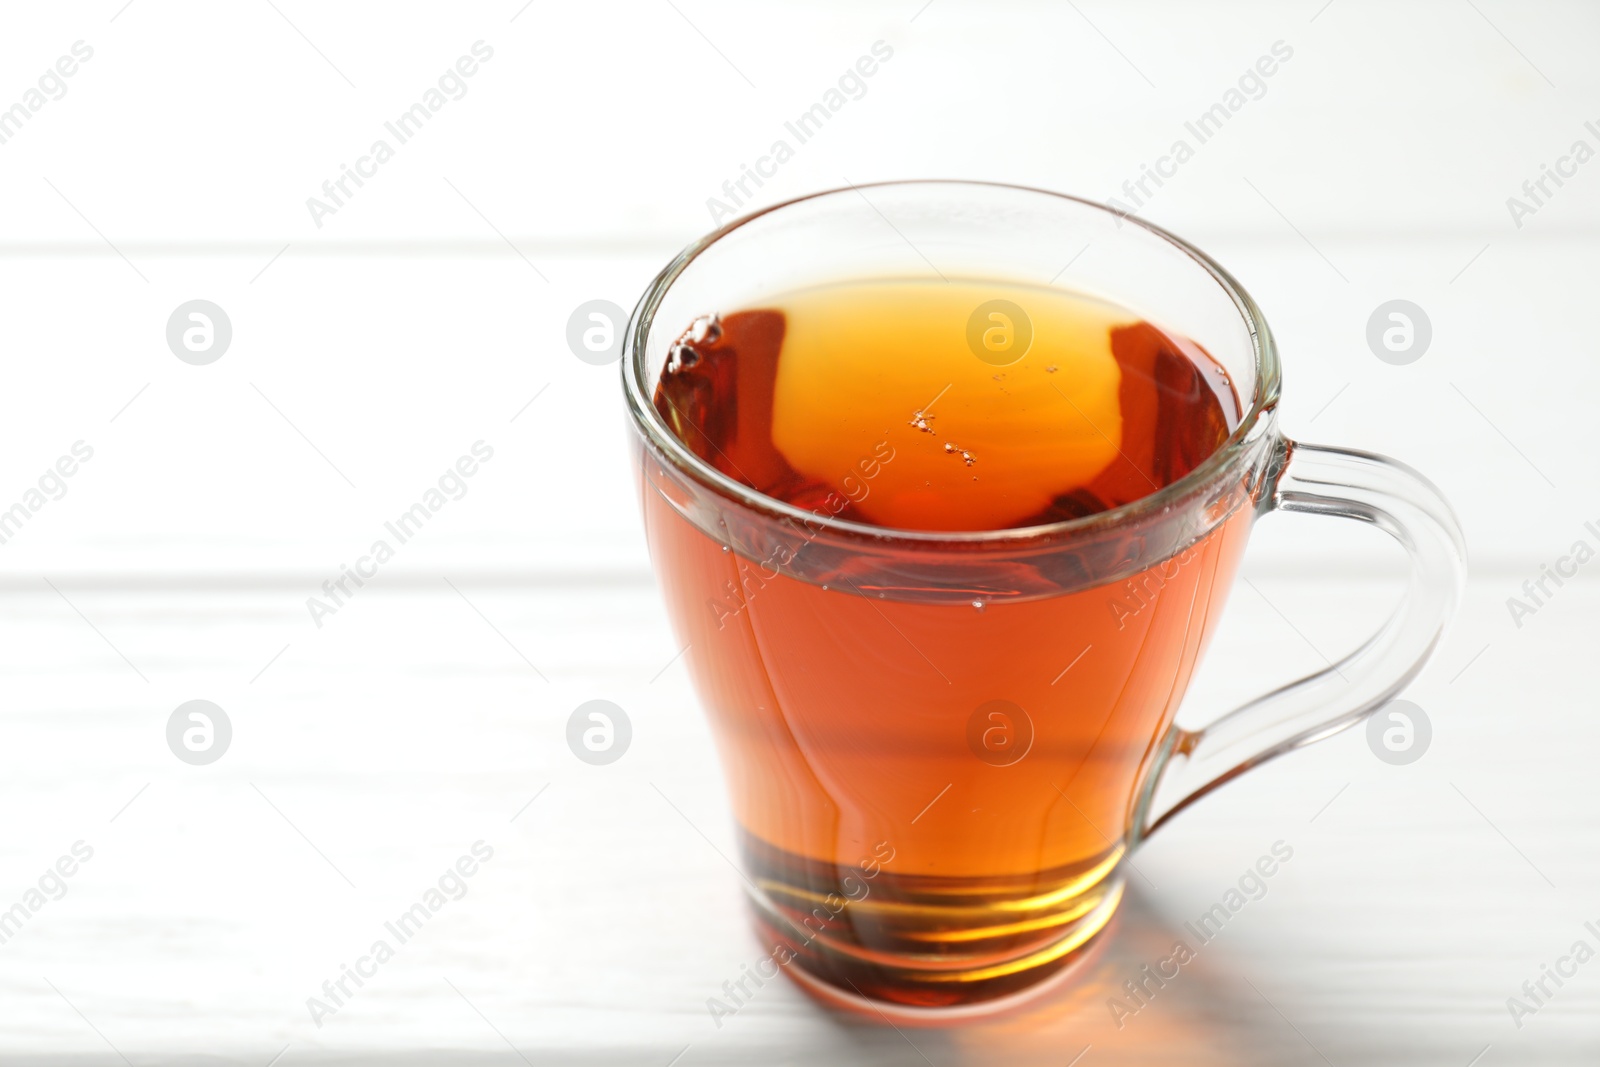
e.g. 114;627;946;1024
743;841;1126;1018
776;898;1119;1026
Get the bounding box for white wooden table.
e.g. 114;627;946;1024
2;575;1596;1064
2;1;1597;1062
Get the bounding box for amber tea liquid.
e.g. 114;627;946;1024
644;278;1252;1008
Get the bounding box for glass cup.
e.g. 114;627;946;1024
622;181;1465;1019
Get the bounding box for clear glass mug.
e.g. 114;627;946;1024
623;181;1465;1019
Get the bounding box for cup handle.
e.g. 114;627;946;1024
1131;437;1468;842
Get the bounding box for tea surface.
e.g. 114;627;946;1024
654;279;1239;531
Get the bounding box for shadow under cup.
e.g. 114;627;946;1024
624;183;1284;1013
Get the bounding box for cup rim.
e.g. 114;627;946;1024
622;179;1281;546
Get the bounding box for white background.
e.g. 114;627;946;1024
0;1;1596;1064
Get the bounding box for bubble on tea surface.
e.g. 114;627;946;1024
938;441;976;466
667;342;700;372
690;313;722;344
